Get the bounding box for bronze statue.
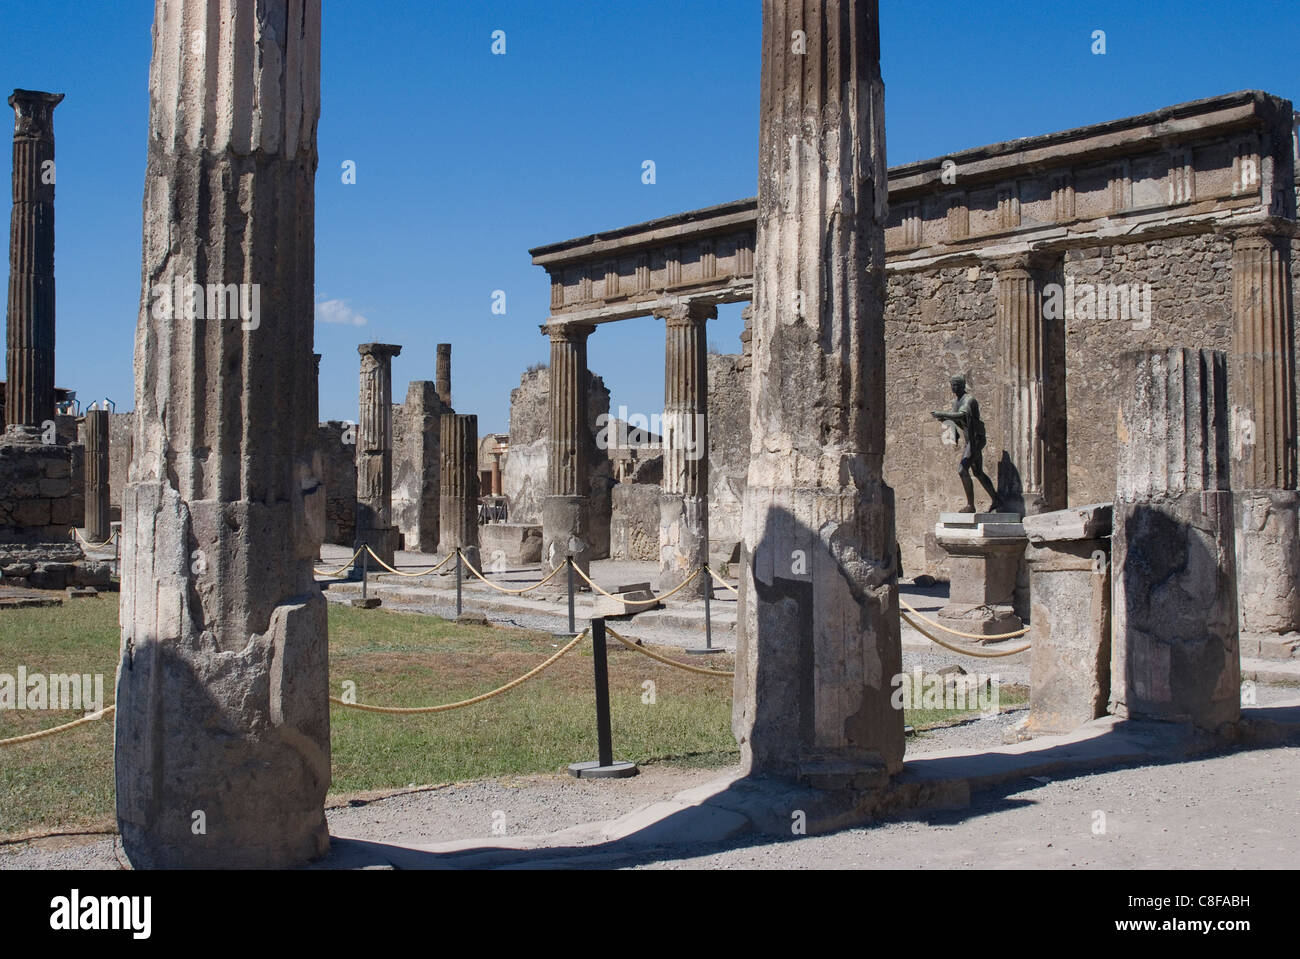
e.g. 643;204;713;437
931;374;998;513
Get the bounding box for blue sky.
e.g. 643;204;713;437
1;0;1296;432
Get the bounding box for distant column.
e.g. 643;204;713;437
995;254;1064;515
657;301;713;597
1229;229;1300;647
541;322;594;576
436;343;452;409
83;408;109;542
440;412;480;568
1111;348;1240;730
356;343;402;566
5;90;64;430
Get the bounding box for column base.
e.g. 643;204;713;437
542;494;592;578
659;493;709;598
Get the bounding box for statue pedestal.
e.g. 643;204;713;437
933;513;1027;640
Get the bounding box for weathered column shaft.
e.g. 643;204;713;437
116;0;328;869
6;90;63;429
356;342;401;565
1229;230;1300;644
436;342;452;409
1111;348;1240;730
83;408;109;542
658;301;712;596
404;380;441;552
439;412;479;564
542;323;594;573
996;256;1062;514
1231;231;1296;490
735;0;903;785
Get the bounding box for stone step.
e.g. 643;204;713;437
1241;657;1300;686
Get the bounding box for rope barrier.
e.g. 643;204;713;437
898;596;1031;642
328;629;588;714
458;550;569;594
69;528;118;550
361;546;458;578
705;565;739;595
0;705;116;748
605;626;734;677
314;546;365;578
900;608;1031;658
570;563;703;606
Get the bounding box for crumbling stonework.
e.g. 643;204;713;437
1110;348;1240;731
316;421;356;547
115;0;329;869
392;381;442;552
0;440;80;542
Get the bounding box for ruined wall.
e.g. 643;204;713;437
0;442;82;544
706;351;750;562
316;421;356;546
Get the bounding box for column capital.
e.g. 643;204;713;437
654;300;718;326
991;251;1059;275
541;322;595;343
358;342;402;360
8;89;63;139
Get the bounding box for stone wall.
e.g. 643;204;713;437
316;421;356;546
0;440;82;544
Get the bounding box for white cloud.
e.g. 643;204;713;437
315;298;368;326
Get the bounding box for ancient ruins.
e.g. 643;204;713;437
1;0;1296;867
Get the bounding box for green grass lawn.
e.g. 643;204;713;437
0;597;1019;839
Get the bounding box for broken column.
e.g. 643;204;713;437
436;342;452;409
657;300;713;597
402;381;441;552
83;407;109;543
440;412;480;569
355;342;402;566
1229;228;1300;656
1111;348;1240;730
1023;504;1112;735
734;0;904;786
995;254;1065;514
116;0;329;868
541;322;594;576
6;89;63;431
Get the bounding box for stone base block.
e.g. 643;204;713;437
356;526;400;569
479;523;542;565
542;494;592;577
591;583;661;619
1111;492;1240;730
659;493;708;598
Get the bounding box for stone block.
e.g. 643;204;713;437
1022;503;1113;543
479;523;542;566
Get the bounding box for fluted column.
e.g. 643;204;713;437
5;90;63;430
116;0;328;869
657;301;713;596
83;408;109;542
541;322;594;576
1111;348;1239;731
436;342;452;409
1229;228;1300;643
356;342;402;565
734;0;903;786
440;412;480;568
996;254;1063;515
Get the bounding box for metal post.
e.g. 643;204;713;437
456;548;463;617
351;546;380;608
361;548;369;601
688;566;725;654
567;556;576;635
568;618;637;779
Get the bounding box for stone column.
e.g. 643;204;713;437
356;343;402;566
657;300;713;597
5;90;63;430
1229;229;1300;652
490;452;502;496
436;342;452;409
116;0;328;869
440;412;480;569
734;0;903;787
541;323;594;576
995;254;1064;515
1111;348;1240;730
83;408;109;543
405;381;441;552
